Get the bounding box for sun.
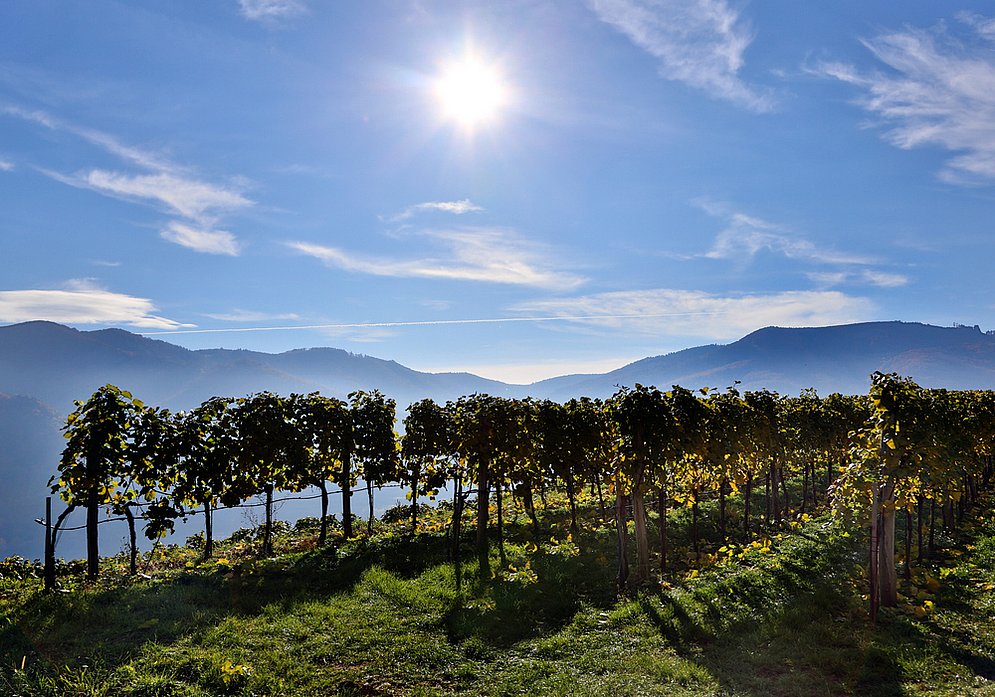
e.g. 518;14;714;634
433;57;507;128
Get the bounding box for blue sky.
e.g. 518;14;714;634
2;1;995;383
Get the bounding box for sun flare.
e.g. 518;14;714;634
434;58;507;128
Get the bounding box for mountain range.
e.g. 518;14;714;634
3;318;995;559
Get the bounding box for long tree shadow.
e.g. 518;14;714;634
625;529;916;697
1;530;461;677
442;535;618;648
633;527;995;697
2;523;622;682
653;588;903;697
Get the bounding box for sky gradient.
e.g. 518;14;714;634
2;1;995;383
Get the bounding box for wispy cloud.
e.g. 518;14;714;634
144;314;704;337
140;292;862;342
389;199;483;223
420;299;454;311
960;12;995;41
0;158;13;172
161;222;241;256
699;206;874;266
0;104;58;130
588;0;774;112
313;325;397;344
705;213;874;264
515;288;875;340
289;227;585;290
64;171;250;225
204;309;301;322
693;200;915;287
238;0;306;22
808;269;908;289
816;15;995;183
3;104;252;252
0;280;190;329
2;104;174;171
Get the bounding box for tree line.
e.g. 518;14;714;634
50;374;995;619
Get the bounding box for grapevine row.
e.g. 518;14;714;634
50;374;995;616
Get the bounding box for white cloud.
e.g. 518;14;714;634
420;299;454;311
238;0;306;21
289;227;585;290
80;171;251;225
588;0;774;112
3;104;251;253
0;158;13;172
817;16;995;183
694;200;876;267
389;199;483;222
808;269;908;288
161;222;241;256
703;210;873;265
862;270;910;288
73;126;178;173
0;283;190;329
959;12;995;42
313;325;397;344
1;104;58;130
515;288;875;340
693;201;913;289
2;104;174;171
204;309;302;322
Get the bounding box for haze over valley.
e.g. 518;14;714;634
3;318;995;559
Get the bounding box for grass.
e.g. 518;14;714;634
2;494;995;696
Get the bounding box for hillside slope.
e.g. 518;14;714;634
534;321;995;399
4;319;995;559
0;321;512;413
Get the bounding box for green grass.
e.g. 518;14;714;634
3;497;995;696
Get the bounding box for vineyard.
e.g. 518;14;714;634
3;372;995;695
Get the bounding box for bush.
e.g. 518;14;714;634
0;556;42;580
292;515;340;534
381;502;429;525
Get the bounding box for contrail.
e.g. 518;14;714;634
141;311;723;336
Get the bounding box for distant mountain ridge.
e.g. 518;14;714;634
535;321;995;399
0;321;513;415
4;318;995;559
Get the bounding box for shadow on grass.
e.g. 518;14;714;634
443;530;618;648
622;529;915;697
635;519;995;697
638;591;708;650
0;530;459;676
2;525;622;681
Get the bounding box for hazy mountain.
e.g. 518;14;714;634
0;321;513;560
0;393;60;559
4;318;995;560
532;321;995;399
0;321;513;415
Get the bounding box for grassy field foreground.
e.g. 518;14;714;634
2;498;995;696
